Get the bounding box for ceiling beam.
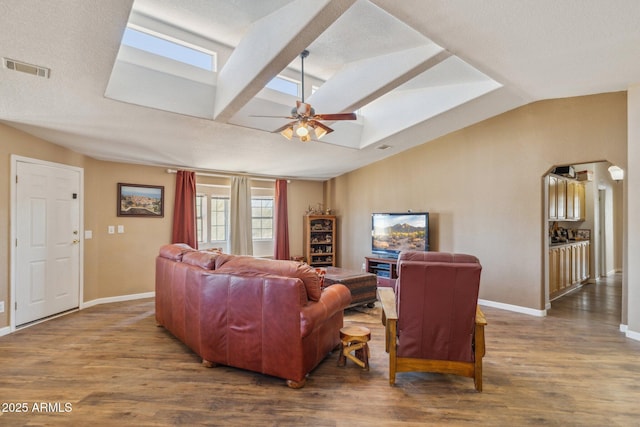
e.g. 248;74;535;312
213;0;356;122
308;45;451;114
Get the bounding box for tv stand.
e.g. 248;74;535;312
365;256;398;288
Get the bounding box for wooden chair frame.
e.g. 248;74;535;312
378;287;487;391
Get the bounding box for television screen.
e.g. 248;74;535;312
372;212;429;257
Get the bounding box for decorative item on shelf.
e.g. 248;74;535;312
305;203;325;215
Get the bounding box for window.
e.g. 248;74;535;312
196;194;206;243
196;195;229;245
122;26;216;71
195;185;274;256
210;197;229;242
251;197;274;240
266;76;299;97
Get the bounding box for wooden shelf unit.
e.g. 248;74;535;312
304;215;336;267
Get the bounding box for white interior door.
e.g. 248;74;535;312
15;161;81;326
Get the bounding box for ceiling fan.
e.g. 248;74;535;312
253;50;357;142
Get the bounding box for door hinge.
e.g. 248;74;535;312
15;302;17;311
15;175;18;184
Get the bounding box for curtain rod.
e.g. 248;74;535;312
166;169;290;183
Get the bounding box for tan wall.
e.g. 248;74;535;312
82;159;175;302
0;123;323;328
327;92;627;311
287;180;325;258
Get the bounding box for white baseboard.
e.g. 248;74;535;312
0;326;11;337
478;299;547;317
81;291;155;309
626;328;640;342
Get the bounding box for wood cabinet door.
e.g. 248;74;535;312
549;248;560;294
556;178;566;220
566;181;576;220
548;175;558;220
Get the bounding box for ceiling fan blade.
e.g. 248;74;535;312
314;112;357;121
272;121;298;133
296;101;313;116
249;115;296;119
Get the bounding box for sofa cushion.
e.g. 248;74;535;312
159;243;195;261
182;251;220;270
216;255;322;302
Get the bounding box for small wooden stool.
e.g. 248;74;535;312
338;326;371;370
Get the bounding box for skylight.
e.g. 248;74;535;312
121;27;215;71
266;76;299;97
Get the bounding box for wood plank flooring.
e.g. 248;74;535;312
1;274;639;426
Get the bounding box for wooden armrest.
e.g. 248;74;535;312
377;287;397;321
475;306;487;326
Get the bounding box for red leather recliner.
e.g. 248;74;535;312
378;251;487;391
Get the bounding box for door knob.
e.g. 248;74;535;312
72;239;80;244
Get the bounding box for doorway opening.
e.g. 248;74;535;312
544;161;623;315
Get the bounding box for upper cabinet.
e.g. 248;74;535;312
548;174;585;221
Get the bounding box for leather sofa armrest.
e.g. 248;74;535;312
300;283;351;337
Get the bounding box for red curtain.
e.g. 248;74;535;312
274;179;290;260
171;170;197;249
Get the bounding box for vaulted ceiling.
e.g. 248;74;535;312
2;1;640;180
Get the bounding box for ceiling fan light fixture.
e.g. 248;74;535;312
300;134;311;142
296;124;309;137
280;126;294;140
314;126;327;139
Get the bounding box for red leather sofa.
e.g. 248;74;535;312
155;244;352;388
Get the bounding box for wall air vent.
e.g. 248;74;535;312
3;58;50;78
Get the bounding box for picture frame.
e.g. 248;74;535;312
117;183;164;217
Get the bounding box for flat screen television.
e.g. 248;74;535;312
371;212;429;257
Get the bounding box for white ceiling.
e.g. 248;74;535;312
2;0;640;180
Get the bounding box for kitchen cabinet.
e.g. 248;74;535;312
548;174;585;221
549;241;590;299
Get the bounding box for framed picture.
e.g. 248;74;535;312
117;183;164;217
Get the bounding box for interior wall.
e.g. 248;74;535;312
82;158;175;302
326;92;627;311
0;123;323;329
626;86;640;336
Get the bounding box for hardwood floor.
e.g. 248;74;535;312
1;274;639;426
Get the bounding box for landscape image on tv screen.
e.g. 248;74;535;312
372;213;427;254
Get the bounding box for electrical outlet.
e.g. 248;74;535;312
0;301;4;313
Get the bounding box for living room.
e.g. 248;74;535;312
2;1;640;424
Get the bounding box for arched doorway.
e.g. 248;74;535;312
544;161;623;316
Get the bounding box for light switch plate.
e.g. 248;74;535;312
108;225;115;234
117;225;124;234
84;230;93;239
0;301;4;313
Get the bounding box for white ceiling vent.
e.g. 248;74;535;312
3;58;50;78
